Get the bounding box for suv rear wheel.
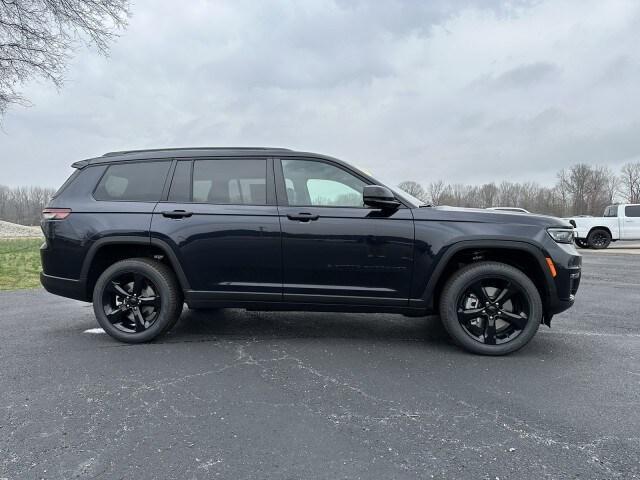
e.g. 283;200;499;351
92;258;183;343
439;261;542;355
587;228;611;249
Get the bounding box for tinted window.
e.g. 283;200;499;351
281;159;366;207
94;161;170;202
168;160;192;202
625;205;640;217
52;170;80;198
192;159;267;205
604;206;618;217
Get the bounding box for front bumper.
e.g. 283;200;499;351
545;243;582;316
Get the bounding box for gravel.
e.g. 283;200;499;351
0;219;43;238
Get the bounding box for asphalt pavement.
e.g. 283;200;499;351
1;252;639;479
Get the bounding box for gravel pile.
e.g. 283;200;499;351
0;220;43;238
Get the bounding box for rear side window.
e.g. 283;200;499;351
625;205;640;217
94;161;171;202
604;206;618;217
192;159;267;205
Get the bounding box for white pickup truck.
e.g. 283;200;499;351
567;204;640;249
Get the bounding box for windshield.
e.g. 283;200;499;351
390;186;427;207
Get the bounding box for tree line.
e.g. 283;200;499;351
0;185;56;225
399;161;640;217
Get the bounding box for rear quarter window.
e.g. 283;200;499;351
94;161;171;202
167;160;192;202
52;170;80;198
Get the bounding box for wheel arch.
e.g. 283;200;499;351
587;226;612;238
423;240;556;322
80;236;190;299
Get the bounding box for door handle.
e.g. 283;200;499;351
287;212;319;222
162;210;193;219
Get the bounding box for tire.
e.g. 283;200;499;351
439;261;542;356
587;228;611;249
574;238;588;249
92;258;183;343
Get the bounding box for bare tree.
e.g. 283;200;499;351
605;169;620;204
497;181;520;207
397;181;426;201
0;0;129;115
478;183;498;208
620;161;640;204
427;180;446;205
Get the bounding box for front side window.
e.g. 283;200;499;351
625;205;640;217
192;159;267;205
281;159;366;207
94;161;171;202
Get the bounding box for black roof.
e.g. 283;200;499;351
71;147;340;169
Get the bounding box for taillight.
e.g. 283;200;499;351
42;208;72;220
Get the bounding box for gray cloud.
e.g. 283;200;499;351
485;62;560;89
0;0;639;190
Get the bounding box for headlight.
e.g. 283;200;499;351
547;228;574;243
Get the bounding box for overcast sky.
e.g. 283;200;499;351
1;0;639;188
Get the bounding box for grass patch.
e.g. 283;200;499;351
0;238;43;290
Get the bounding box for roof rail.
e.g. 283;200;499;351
102;147;292;157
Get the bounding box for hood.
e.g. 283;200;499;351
412;205;573;228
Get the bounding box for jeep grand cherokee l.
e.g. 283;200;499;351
40;147;581;355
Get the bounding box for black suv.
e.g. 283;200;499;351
41;147;581;355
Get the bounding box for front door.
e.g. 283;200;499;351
151;157;282;301
275;158;414;306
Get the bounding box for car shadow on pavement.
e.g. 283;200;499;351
163;308;454;347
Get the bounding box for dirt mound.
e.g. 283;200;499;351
0;220;43;238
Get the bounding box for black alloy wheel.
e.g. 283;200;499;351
439;261;542;355
92;258;182;343
587;229;611;249
102;271;161;333
456;278;529;346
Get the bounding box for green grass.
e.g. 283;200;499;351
0;238;43;290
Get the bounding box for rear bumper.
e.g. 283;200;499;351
40;272;88;302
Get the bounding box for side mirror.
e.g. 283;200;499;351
363;185;401;210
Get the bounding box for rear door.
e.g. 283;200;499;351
151;157;282;301
275;157;414;306
621;205;640;239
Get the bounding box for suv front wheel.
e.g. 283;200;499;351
439;261;542;355
92;258;183;343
